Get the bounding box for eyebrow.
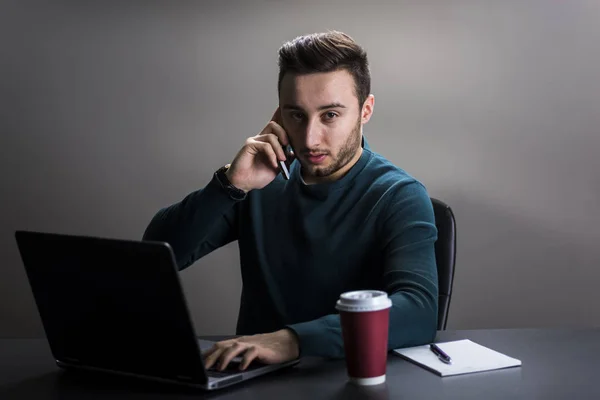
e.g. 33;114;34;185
282;102;347;111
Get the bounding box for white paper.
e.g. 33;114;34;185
393;339;522;376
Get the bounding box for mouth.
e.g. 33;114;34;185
305;153;328;165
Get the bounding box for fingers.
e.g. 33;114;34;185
267;108;291;159
254;133;287;162
240;346;259;370
203;341;259;372
203;344;225;370
253;140;279;169
217;342;247;371
201;345;218;360
260;119;289;149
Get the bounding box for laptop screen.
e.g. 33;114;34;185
15;231;206;382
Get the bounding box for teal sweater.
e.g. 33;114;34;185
142;139;439;358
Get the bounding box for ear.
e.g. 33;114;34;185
360;94;375;124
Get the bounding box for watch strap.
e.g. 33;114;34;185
215;165;247;201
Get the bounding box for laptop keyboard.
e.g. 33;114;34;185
206;369;235;378
206;361;265;378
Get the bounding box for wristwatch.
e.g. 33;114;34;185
215;165;247;201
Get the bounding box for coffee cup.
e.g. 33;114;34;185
336;290;392;385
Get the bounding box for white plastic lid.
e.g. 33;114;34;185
335;290;392;312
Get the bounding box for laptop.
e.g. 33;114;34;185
14;230;299;390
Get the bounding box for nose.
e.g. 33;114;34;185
303;119;322;150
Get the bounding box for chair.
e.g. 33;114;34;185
431;198;457;330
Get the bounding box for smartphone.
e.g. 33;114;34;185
279;144;294;180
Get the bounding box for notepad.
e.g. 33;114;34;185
393;339;521;377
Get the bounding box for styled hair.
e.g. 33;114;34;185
277;31;370;108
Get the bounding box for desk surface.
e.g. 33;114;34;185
1;328;599;399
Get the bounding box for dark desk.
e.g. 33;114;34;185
1;328;599;399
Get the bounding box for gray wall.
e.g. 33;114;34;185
1;0;599;338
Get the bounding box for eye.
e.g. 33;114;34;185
290;112;304;121
324;111;338;120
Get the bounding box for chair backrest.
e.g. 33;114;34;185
431;198;457;330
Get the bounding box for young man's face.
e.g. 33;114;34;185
279;69;374;183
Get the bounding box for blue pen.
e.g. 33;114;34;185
430;343;452;364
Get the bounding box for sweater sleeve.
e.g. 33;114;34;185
287;181;439;358
142;173;242;270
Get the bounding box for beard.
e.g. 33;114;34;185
305;117;362;179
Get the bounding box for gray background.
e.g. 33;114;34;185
1;0;599;338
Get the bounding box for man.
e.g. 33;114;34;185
142;31;438;372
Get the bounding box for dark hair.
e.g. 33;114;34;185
277;31;370;108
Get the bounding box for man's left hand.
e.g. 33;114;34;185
202;328;300;371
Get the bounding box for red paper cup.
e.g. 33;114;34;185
336;290;392;386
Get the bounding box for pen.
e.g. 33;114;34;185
430;343;452;364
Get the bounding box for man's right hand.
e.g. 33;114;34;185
225;107;291;193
